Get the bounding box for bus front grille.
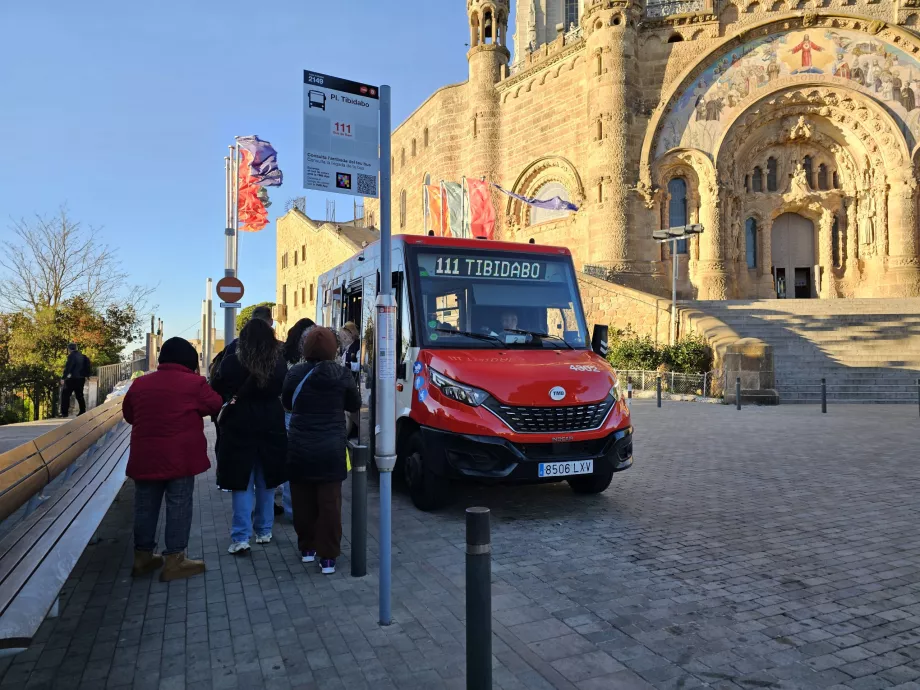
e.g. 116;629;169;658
483;397;614;434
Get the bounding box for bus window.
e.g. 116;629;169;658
435;294;460;331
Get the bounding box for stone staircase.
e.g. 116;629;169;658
690;299;920;403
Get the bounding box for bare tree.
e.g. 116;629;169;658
0;206;152;313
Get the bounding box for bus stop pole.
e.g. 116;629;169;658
223;154;236;347
376;85;397;626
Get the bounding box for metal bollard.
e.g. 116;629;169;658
821;379;827;414
656;376;662;408
626;382;633;410
466;507;491;690
349;442;368;578
736;377;741;411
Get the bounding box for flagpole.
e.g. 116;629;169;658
439;181;446;237
423;184;429;235
222;147;236;348
461;177;467;239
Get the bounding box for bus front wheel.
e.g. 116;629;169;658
403;432;451;511
568;469;614;495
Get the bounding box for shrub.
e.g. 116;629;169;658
606;327;712;375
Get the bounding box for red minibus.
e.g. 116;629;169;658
316;235;633;510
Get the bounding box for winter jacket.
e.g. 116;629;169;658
283;360;361;484
123;363;223;481
63;351;91;379
212;349;288;490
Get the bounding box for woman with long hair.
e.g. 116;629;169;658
213;319;288;554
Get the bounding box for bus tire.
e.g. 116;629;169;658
567;469;614;495
403;433;451;511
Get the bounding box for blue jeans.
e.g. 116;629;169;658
231;461;274;543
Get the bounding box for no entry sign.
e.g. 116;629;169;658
216;277;244;303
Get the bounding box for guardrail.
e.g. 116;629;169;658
95;359;146;407
780;378;920;406
615;369;715;398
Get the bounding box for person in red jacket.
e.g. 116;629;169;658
123;337;223;581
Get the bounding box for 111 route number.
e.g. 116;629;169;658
332;121;353;138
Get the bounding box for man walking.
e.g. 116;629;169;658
61;343;91;417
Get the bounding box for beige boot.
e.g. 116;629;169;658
132;549;164;577
160;552;206;582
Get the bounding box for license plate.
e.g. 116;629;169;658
538;460;593;478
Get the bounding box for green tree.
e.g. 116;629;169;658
236;302;275;333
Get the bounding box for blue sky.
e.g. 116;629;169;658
0;1;515;346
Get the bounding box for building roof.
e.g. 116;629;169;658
281;208;379;250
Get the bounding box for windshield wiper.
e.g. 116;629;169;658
433;328;503;346
504;328;574;350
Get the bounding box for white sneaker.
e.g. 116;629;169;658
254;533;272;544
228;541;250;555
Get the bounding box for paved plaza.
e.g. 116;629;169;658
2;401;920;689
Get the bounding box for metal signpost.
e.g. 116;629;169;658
303;70;394;626
652;224;704;345
216;276;245;311
223;149;240;347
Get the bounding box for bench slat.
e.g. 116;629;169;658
0;443;48;523
0;427;130;614
41;406;122;481
0;439;130;648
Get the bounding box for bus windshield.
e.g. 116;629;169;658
408;246;589;350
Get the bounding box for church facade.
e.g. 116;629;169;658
364;0;920;300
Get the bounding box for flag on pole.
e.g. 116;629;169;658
237;135;283;187
443;182;470;238
238;148;269;232
424;184;446;236
466;179;495;239
492;183;578;212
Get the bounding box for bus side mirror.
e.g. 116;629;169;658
592;325;609;357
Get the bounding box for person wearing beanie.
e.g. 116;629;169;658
122;337;223;582
282;326;360;574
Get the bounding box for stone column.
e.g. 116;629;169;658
845;196;858;269
583;3;633;269
697;182;730;299
818;209;836;298
886;172;920;294
760;216;774;297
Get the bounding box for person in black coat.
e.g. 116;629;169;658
212;319;287;555
282;326;360;574
60;343;91;417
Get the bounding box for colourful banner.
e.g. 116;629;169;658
466;179;495;240
425;184;447;236
238;149;269;232
443;182;470;238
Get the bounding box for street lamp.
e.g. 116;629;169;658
652;224;704;346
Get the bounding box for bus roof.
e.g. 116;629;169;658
386;234;572;256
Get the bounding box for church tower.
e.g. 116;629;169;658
582;0;639;270
466;0;510;208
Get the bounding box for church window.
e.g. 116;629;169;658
564;0;579;31
818;164;829;191
596;120;603;140
411;139;417;157
595;53;602;76
399;190;407;228
401;148;406;167
745;218;757;269
832;170;839;189
483;9;493;43
832;216;842;267
744;174;749;192
752;167;763;193
472;115;478;138
803;156;814;189
767;157;778;192
530;182;571;226
668;177;688;254
424;173;431;186
424;128;430;148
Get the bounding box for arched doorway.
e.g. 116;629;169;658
771;212;815;299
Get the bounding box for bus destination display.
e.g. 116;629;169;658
431;256;547;280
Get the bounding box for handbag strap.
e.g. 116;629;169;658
291;366;316;408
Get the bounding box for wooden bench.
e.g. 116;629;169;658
0;398;128;651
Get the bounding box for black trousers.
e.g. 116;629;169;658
61;378;86;417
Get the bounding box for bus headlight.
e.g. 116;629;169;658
429;368;489;407
610;380;621;401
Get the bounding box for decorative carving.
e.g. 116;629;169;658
802;13;818;28
789;116;813;141
867;20;886;36
789;162;811;199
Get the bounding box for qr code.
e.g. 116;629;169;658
357;174;377;196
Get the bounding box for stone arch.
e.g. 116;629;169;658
505;156;585;228
640;13;920;181
652;148;716;260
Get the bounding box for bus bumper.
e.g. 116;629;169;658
417;425;633;481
